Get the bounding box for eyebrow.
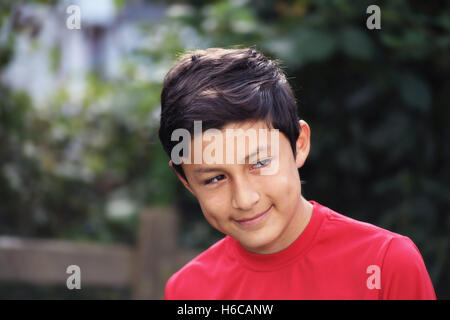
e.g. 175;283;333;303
193;145;268;174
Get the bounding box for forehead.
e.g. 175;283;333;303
182;120;284;167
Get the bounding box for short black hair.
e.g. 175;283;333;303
159;47;301;181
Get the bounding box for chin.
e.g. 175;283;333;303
239;228;280;253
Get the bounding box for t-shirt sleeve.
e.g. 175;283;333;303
380;235;436;300
163;270;193;300
163;282;170;300
164;274;176;300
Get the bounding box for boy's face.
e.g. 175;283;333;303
171;120;311;254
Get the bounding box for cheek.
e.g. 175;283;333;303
267;166;301;205
197;193;230;227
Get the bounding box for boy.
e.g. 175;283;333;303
158;47;436;299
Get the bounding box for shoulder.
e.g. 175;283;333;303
313;202;435;299
164;236;230;300
313;202;418;262
380;235;436;299
316;202;402;245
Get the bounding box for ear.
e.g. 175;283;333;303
169;160;196;196
295;120;311;168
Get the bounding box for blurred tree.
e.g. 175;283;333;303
162;0;450;298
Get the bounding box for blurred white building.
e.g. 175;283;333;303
1;0;168;108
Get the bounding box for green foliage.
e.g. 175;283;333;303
165;0;450;298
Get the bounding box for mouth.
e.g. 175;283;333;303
235;205;273;227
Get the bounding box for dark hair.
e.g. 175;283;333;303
158;47;300;181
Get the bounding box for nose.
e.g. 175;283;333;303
231;176;260;211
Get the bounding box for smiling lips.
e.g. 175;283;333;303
235;205;273;227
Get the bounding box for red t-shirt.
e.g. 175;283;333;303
164;200;436;299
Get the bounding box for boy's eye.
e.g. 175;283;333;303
202;159;271;185
251;158;272;169
204;174;225;185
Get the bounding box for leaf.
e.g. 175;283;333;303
293;28;337;63
398;73;431;111
339;27;375;60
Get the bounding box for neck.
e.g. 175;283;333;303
252;196;313;255
280;196;313;251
